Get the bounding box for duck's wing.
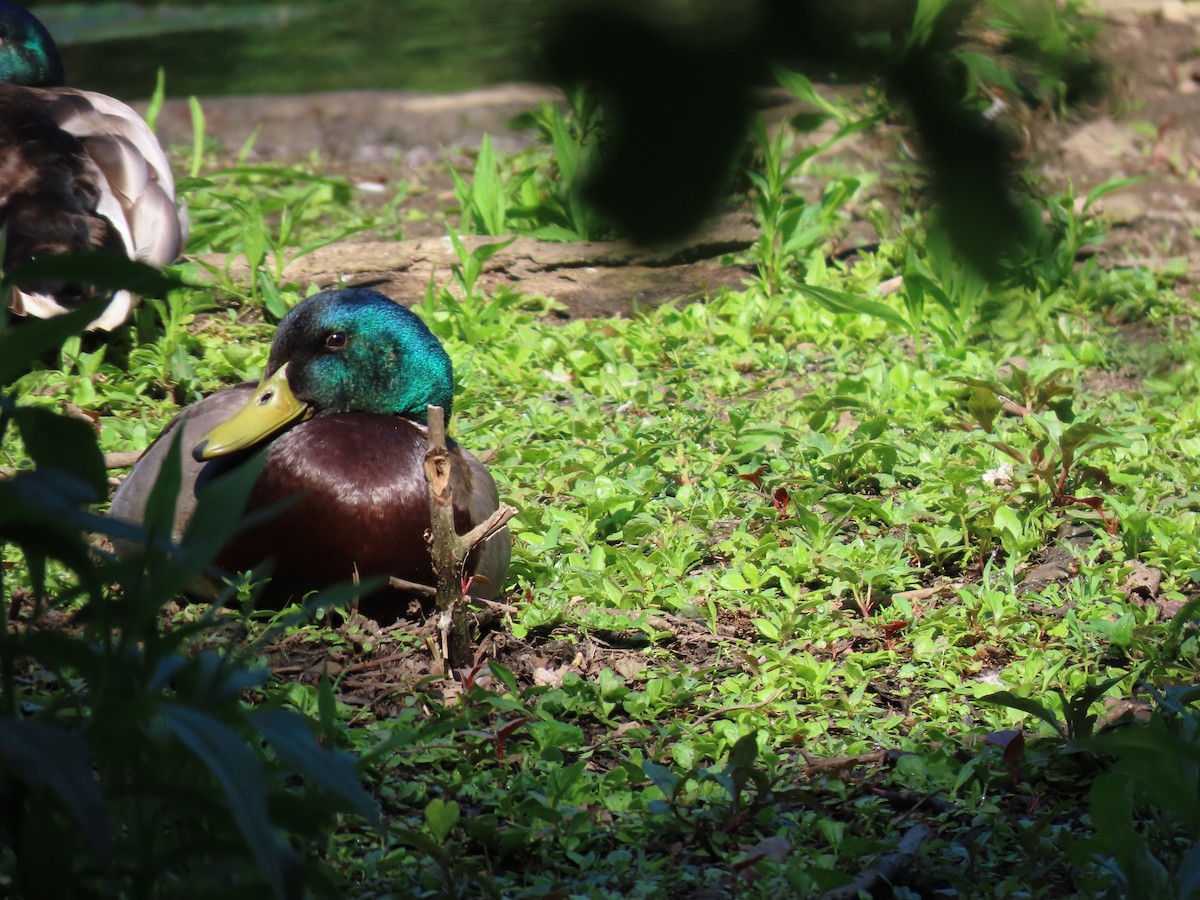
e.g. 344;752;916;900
450;444;511;599
0;85;115;316
109;383;257;551
47;89;186;266
0;85;185;330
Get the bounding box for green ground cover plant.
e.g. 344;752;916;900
4;15;1200;897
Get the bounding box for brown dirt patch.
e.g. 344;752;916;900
261;604;745;718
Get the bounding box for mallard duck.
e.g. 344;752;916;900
0;1;185;331
109;288;510;614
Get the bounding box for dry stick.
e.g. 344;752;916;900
423;404;518;674
425;404;470;672
341;652;416;676
388;575;436;597
820;823;933;900
469;596;521;617
105;450;143;469
891;586;943;604
3;449;144;480
869;787;958;816
799;748;891;774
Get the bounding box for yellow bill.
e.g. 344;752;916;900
193;363;311;460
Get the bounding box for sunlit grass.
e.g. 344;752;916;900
5;70;1200;895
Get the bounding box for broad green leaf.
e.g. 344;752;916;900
182;450;268;550
251;708;379;825
908;0;957;48
1178;840;1200;899
1060;421;1116;456
424;797;461;843
12;407;106;497
967;387;1001;433
1083;175;1148;212
5;252;180;298
472;135;506;235
317;673;337;747
1086;774;1134;861
470;236;517;264
145;67;166;131
773;68;846;121
979;690;1064;738
157;703;293;899
0;301;103;386
727;732;758;770
550;111;581;184
0;718;112;864
138;427;185;544
529;223;583;242
188;95;206;178
488;659;520;694
798;284;911;330
394;828;451;862
0;469;111;595
992;506;1023;543
283;576;389;620
642;760;680;798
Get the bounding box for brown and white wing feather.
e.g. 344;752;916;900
47;89;185;264
0;84;185;328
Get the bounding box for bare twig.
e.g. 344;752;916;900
105;450;143;469
800;748;891;774
471;596;520;615
890;586;942;603
868;787;959;816
460;505;517;553
423;405;517;674
424;405;471;673
388;576;437;597
4;449;144;480
342;652;416;676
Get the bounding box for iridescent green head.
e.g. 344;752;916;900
0;2;64;87
194;289;454;461
268;288;454;420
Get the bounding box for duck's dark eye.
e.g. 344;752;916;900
325;331;347;350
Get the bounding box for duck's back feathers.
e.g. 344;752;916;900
47;88;183;265
0;86;185;331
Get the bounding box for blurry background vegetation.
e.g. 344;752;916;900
28;0;541;96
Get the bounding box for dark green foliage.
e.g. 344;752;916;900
0;290;378;898
1084;687;1200;898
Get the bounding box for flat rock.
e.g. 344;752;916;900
195;214;760;318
